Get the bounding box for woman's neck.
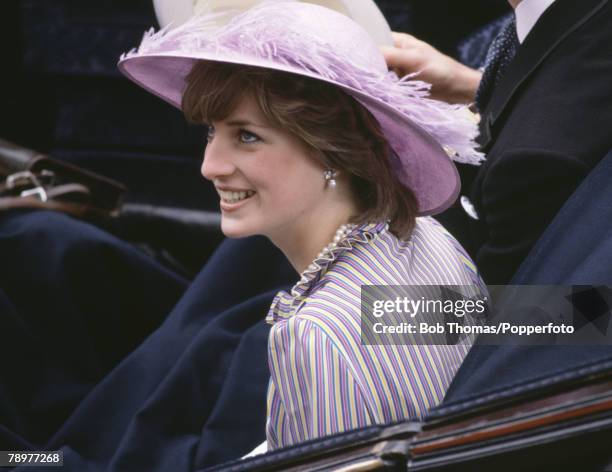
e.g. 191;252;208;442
270;202;358;275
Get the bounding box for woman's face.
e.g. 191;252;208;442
201;94;330;240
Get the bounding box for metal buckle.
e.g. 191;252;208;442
6;171;41;190
5;171;48;201
20;187;48;202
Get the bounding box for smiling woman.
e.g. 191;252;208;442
119;1;486;451
182;61;418;272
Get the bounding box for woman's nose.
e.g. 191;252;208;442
201;137;234;181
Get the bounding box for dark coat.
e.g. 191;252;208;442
442;147;612;405
448;0;612;284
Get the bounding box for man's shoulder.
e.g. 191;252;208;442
481;0;612;152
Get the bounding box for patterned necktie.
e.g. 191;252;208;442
475;15;520;112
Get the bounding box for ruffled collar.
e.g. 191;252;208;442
266;222;387;325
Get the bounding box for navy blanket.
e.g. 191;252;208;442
0;210;295;469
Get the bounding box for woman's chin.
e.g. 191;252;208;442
220;222;256;239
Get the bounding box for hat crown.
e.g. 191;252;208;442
211;1;388;75
257;2;387;72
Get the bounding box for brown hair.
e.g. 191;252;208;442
182;61;418;238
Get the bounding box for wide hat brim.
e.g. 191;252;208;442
119;51;460;216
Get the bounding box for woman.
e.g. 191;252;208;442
119;1;485;449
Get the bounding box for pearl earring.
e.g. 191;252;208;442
324;169;337;188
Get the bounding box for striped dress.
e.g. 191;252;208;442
265;218;484;449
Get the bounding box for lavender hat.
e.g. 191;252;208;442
119;1;483;215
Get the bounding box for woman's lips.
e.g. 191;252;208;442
219;191;256;212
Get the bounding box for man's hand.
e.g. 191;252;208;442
381;32;482;105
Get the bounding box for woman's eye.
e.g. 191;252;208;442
206;126;215;141
239;129;261;144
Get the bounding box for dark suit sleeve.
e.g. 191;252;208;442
475;148;590;283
